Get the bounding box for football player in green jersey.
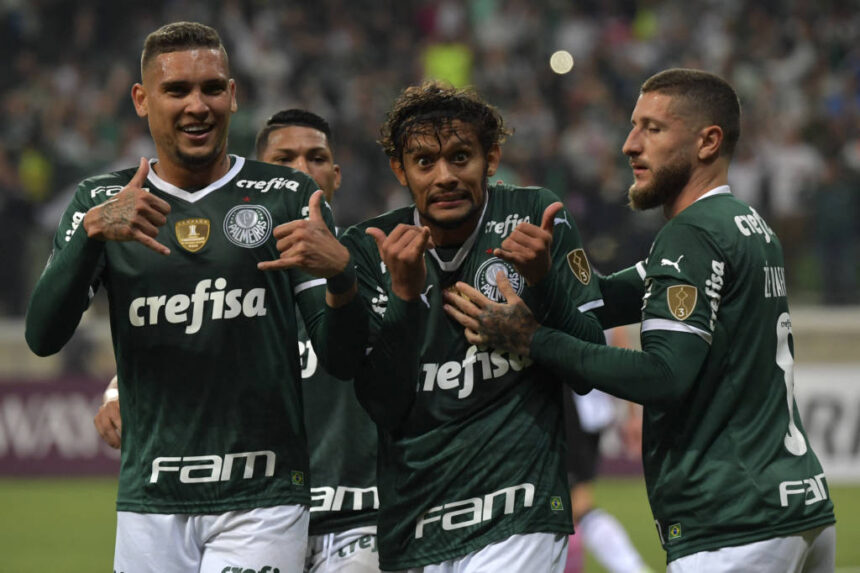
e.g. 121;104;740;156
444;68;836;572
326;82;607;571
26;22;366;573
94;108;381;573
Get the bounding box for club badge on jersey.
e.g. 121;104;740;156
474;257;523;302
223;204;273;248
175;218;211;253
566;248;592;285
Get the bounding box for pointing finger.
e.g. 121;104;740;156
496;271;519;303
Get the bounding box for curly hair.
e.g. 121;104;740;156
379;81;510;161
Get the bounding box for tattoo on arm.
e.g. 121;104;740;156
478;303;538;356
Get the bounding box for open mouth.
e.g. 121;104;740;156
179;124;214;141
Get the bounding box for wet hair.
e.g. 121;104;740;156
255;109;333;158
140;22;228;77
379;81;510;161
641;68;741;158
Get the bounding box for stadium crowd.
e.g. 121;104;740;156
1;0;858;316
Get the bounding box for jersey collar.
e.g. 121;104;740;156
694;185;732;203
146;155;245;203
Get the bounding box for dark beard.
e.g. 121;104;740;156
628;160;691;211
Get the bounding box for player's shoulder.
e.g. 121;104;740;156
488;183;561;213
343;205;414;236
74;166;139;205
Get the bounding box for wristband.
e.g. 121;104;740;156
327;255;356;295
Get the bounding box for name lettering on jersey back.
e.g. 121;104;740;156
420;345;533;399
236;177;300;193
415;483;534;539
150;450;275;484
779;473;829;507
311;485;379;512
128;278;266;334
734;207;776;243
764;266;787;298
705;260;725;330
484;213;530;237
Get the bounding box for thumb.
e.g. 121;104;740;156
365;227;387;250
308;189;325;222
130;157;150;189
541;202;564;232
496;270;519;303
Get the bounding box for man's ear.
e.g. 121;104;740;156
389;157;408;186
131;83;147;118
228;78;237;113
486;143;501;177
698;125;723;161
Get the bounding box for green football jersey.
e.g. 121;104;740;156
298;315;378;535
637;187;834;560
340;184;605;570
27;156;355;514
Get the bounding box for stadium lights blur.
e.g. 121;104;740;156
550;50;575;75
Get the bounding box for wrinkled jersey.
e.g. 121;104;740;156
44;157;333;513
341;184;604;569
639;188;835;561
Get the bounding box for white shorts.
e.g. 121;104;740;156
667;525;835;573
399;532;567;573
305;525;379;572
115;504;309;573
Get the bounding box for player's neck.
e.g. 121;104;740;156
152;152;232;191
664;168;728;219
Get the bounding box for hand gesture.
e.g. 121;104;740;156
93;375;122;449
365;224;433;301
443;271;539;355
83;157;171;255
494;202;563;285
258;189;350;276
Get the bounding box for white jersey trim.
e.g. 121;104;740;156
695;185;732;202
578;298;605;313
146;155;246;203
294;278;326;295
641;318;712;344
635;261;647;280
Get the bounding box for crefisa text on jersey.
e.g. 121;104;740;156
420;345;533;399
128;278;266;334
236;177;301;193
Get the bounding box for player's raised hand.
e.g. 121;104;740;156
443;271;538;355
494;201;564;286
83;157;171;255
366;224;433;301
258;189;350;276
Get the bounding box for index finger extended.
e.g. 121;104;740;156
135;231;170;256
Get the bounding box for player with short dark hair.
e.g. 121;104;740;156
27;21;366;572
444;68;836;572
330;81;607;571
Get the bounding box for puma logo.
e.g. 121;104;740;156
420;284;434;309
660;255;684;273
554;211;571;229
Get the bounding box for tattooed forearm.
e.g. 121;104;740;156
477;303;538;356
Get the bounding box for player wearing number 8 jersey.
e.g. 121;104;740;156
444;69;835;571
